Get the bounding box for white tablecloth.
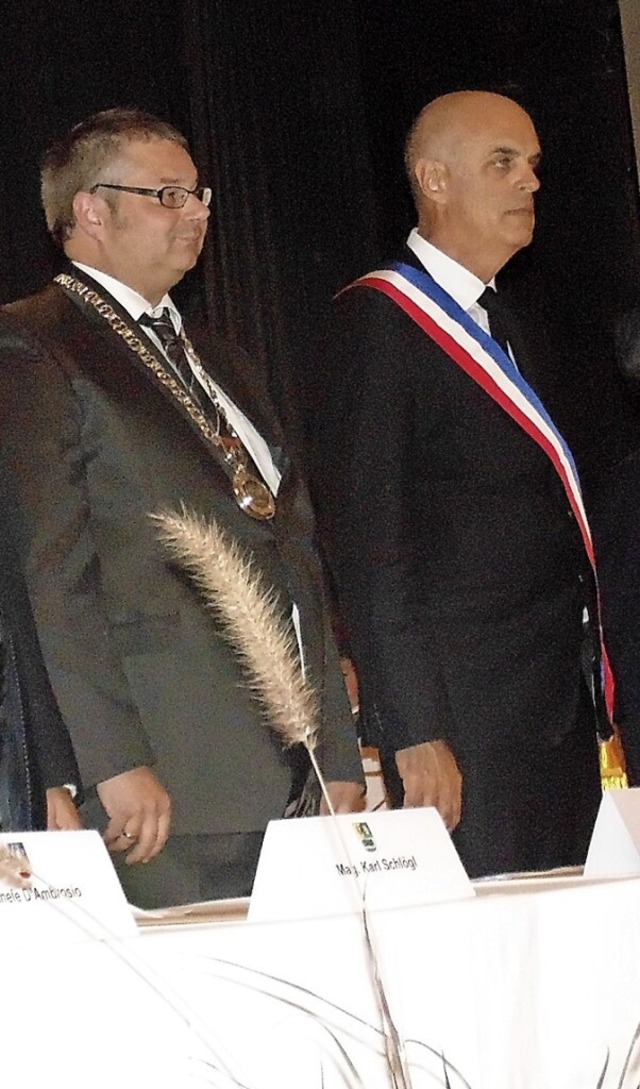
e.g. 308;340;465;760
3;873;640;1088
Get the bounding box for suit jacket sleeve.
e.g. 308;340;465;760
0;326;154;789
0;479;80;794
311;569;364;785
313;289;455;753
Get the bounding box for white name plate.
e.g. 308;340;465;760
0;829;137;946
248;807;474;922
584;787;640;878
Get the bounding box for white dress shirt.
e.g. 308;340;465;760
406;228;495;335
405;229;520;368
72;262;281;495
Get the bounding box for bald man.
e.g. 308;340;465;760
313;91;608;877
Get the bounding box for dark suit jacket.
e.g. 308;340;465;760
313;250;595;764
0;470;79;829
0;267;361;838
590;306;640;782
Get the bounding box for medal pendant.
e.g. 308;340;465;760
232;467;276;520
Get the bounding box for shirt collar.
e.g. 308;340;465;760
406;228;493;311
71;262;181;333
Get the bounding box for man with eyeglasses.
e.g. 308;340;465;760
0;108;364;908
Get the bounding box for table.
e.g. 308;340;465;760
3;872;640;1088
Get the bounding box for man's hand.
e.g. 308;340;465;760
46;787;83;831
97;766;171;865
320;780;366;815
395;740;462;831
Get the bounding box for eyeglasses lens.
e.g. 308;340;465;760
159;186;211;209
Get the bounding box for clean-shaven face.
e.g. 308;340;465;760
95;137;210;301
430;97;541;278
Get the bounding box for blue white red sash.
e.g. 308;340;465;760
342;261;615;720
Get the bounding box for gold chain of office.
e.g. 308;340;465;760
54;273;276;520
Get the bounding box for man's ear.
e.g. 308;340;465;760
413;158;448;204
71;190;108;240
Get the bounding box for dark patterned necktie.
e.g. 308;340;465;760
140;308;243;449
139;309;196;395
478;286;512;357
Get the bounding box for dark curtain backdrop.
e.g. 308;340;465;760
0;0;639;479
182;0;379;451
0;1;194;303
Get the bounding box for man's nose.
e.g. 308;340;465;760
519;163;540;192
185;192;211;219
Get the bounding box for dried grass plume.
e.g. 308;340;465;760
154;507;413;1086
152;507;320;757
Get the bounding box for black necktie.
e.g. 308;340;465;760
478;286;512;357
139;309;195;395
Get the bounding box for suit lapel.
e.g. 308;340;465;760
186;320;289;480
55;267;290;488
492;282;546;399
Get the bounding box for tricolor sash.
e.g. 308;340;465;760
342;261;615;721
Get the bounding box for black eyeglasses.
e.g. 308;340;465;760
89;183;212;209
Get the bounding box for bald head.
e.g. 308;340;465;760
405;92;531;198
404;91;541;280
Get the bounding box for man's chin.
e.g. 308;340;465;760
504;224;534;252
173;251;202;276
506;210;535;238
